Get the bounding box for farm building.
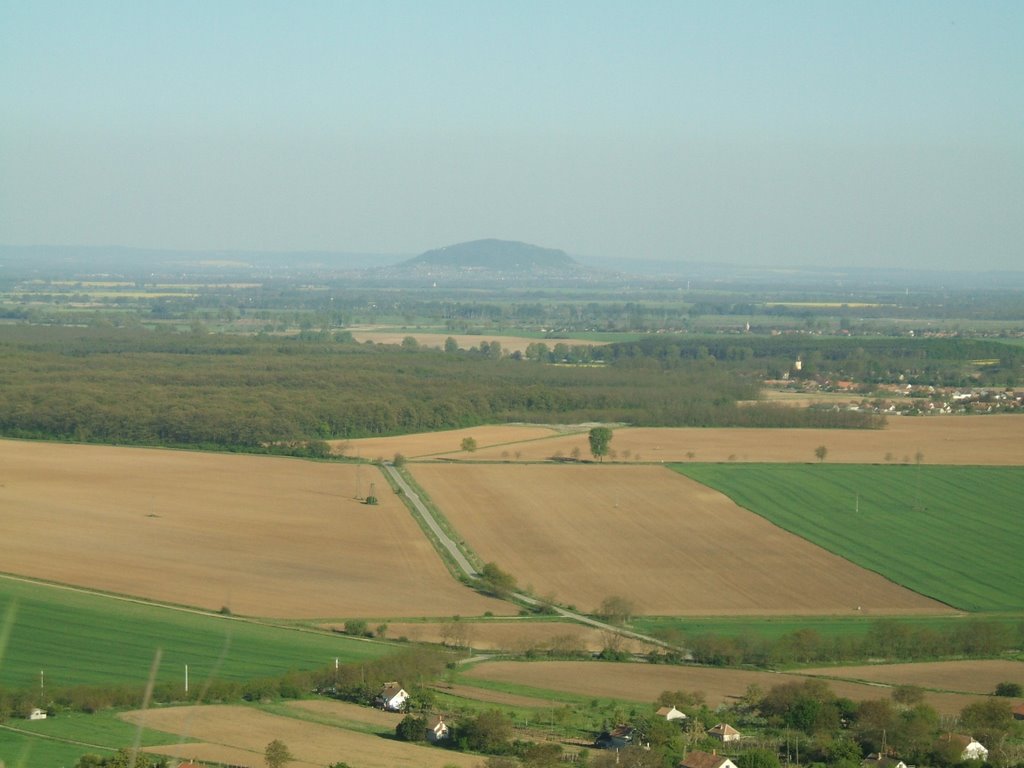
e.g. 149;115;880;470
1013;702;1024;721
680;749;738;768
426;714;450;743
375;682;409;712
656;705;687;722
595;725;638;749
707;723;741;742
27;708;47;720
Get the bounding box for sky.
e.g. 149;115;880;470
1;1;1022;269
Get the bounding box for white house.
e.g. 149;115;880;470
680;750;739;768
960;737;988;761
655;705;687;722
707;723;741;742
28;708;47;720
426;715;450;743
375;682;409;712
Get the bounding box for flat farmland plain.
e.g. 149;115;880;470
463;660;988;717
0;440;509;618
440;415;1024;465
409;464;947;616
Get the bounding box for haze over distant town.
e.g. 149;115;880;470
1;2;1022;271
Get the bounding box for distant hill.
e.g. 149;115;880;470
405;239;578;271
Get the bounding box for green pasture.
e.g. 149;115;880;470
671;464;1024;612
0;576;390;691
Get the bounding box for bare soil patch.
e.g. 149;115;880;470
333;424;560;459
801;659;1024;694
381;620;658;653
464;660;988;717
124;704;481;768
348;328;599;356
409;463;948;616
0;440;509;618
448;416;1024;465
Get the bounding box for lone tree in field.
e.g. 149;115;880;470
814;445;828;462
461;436;478;452
265;739;294;768
588;427;613;462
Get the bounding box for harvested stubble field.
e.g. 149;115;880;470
463;660;989;717
433;415;1024;465
348;328;554;355
0;440;509;618
123;702;481;768
409;463;947;616
379;620;658;654
332;424;562;460
801;659;1024;694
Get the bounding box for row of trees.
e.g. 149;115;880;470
675;620;1024;667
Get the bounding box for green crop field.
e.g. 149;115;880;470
0;709;182;768
671;464;1024;612
0;576;391;691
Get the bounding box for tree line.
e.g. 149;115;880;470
0;326;880;452
662;619;1024;667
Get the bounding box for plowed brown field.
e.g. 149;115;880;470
463;660;988;717
0;440;509;618
378;620;657;653
348;328;559;355
423;416;1024;465
409;463;949;616
801;659;1024;694
123;703;481;768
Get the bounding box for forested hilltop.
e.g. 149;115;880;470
0;326;883;453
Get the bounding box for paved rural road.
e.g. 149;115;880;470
383;463;480;577
382;463;681;653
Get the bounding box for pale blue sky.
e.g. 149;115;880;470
1;1;1022;268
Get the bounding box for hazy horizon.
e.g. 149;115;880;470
2;2;1022;270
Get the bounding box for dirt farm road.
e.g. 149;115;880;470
383;462;678;653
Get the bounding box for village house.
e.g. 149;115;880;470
595;724;638;749
707;723;741;742
936;733;988;762
861;754;908;768
655;705;687;722
375;682;409;712
27;708;47;720
679;749;738;768
425;714;450;743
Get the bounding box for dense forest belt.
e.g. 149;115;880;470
0;326;881;451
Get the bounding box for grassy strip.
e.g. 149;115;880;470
671;464;1024;612
393;465;484;573
0;575;391;690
